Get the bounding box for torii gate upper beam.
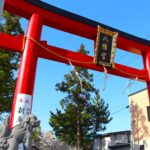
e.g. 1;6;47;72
4;0;150;55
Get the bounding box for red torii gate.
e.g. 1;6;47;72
1;0;150;128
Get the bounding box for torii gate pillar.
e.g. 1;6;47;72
9;14;43;128
143;52;150;103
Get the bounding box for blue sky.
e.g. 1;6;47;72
20;0;150;133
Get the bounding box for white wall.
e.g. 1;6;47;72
93;133;130;150
129;89;150;150
93;138;102;150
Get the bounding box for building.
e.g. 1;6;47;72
93;130;131;150
128;89;150;150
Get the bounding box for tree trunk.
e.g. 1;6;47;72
77;107;80;150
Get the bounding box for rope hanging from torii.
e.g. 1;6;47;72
23;35;147;79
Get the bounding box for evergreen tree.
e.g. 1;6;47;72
0;11;24;117
49;44;112;150
32;126;42;142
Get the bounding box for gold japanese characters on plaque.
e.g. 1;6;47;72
94;26;118;67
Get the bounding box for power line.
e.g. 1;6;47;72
111;102;128;111
124;55;139;65
115;51;129;63
111;105;129;116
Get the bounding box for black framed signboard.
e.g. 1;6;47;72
94;26;118;67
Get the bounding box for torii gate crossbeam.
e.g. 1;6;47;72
1;0;150;128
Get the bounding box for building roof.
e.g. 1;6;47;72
32;141;40;150
32;145;40;150
95;130;131;138
128;88;147;97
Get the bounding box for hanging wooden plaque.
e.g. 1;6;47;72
94;26;118;67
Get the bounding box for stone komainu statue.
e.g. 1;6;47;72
0;115;40;150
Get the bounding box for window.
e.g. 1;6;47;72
116;134;128;144
147;106;150;121
140;145;144;150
